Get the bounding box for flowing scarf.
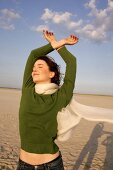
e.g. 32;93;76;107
35;83;113;142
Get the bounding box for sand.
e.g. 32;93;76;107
0;88;113;170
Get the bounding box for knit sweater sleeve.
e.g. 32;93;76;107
22;43;54;90
57;46;77;106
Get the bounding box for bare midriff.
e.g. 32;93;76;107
19;148;60;165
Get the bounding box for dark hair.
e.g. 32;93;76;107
37;56;62;86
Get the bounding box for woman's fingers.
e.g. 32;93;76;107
70;35;79;42
70;35;78;40
43;29;54;36
43;30;78;45
43;30;78;41
43;29;56;43
64;34;79;45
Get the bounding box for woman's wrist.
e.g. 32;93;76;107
50;41;59;49
51;39;66;50
56;46;64;51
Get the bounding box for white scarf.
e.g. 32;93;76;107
35;83;113;142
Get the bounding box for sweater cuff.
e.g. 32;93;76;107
57;46;67;54
47;42;55;51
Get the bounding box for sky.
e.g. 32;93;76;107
0;0;113;95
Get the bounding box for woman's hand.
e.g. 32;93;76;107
56;35;79;51
64;35;79;45
43;30;64;49
43;30;57;43
43;30;79;50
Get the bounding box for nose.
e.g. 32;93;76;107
33;67;37;72
32;67;41;75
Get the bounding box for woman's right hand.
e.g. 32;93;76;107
56;35;79;51
64;35;79;45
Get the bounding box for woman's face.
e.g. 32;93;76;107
32;59;55;84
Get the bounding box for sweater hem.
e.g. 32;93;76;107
21;141;59;154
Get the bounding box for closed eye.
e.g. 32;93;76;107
33;66;42;69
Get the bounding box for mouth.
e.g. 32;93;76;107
33;73;40;76
32;74;40;79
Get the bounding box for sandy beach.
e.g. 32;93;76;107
0;88;113;170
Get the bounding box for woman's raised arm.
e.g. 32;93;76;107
43;30;79;107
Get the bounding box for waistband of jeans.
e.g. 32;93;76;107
19;150;62;168
44;150;62;165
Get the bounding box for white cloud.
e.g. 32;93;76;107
32;8;82;36
82;0;113;42
77;24;107;42
41;8;72;24
0;8;21;30
0;21;15;30
108;0;113;9
0;8;20;20
41;8;54;20
40;8;83;32
31;25;49;32
68;20;83;29
85;0;96;9
32;0;113;43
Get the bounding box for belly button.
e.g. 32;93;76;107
34;165;38;169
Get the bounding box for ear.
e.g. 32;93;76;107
49;72;55;78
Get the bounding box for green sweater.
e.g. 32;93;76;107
19;43;77;154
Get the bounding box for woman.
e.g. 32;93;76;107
17;30;78;170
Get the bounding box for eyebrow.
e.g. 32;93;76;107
33;64;43;67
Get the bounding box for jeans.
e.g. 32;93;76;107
16;151;64;170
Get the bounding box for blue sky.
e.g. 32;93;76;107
0;0;113;95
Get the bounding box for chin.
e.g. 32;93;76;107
34;81;39;84
32;78;38;83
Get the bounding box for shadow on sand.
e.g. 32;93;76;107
72;122;113;170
